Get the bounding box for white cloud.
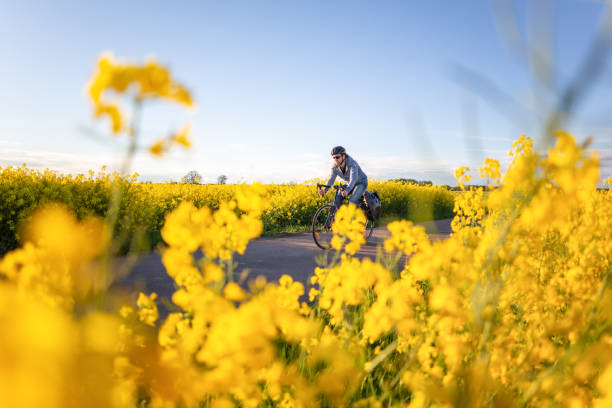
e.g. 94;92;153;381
0;148;115;174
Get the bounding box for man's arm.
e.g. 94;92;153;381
324;170;337;193
345;163;358;193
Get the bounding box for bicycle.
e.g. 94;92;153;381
312;183;375;250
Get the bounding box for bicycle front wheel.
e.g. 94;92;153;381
312;204;335;250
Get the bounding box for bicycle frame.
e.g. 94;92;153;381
317;183;348;227
313;183;374;250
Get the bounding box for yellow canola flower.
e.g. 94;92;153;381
86;52;194;137
362;279;423;343
161;201;211;252
0;283;76;408
595;362;612;408
170;124;192;148
307;330;361;406
94;102;124;133
203;261;225;284
315;256;393;325
151;270;323;407
223;282;247;301
0;283;134;408
149;125;193;159
276;274;305;310
235;182;269;217
193;296;291;398
163;285;234;358
149;139;168;157
384;220;430;255
331;203;367;255
87;52;194;107
454;166;472;189
509;134;533;157
0;203;109;309
308;287;321;302
137;292;159;326
429;284;463;317
22;202;109;267
544;130;600;195
161;247;204;288
82;312;123;354
210;397;236;408
451;187;486;233
202;201;263;260
478;157;501;185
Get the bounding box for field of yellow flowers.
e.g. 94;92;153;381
0;168;455;256
1;131;610;408
1;54;611;408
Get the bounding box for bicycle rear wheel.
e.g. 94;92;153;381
312;204;335;250
364;218;374;241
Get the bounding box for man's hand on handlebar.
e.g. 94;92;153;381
317;184;347;197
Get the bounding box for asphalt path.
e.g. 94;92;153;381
110;219;452;308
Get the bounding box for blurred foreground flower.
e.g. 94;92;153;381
0;203;110;309
330;203;366;254
87;52;194;157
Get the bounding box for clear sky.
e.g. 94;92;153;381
1;0;611;185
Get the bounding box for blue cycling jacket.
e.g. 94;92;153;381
324;154;368;194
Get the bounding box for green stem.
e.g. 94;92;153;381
95;98;143;308
364;340;398;373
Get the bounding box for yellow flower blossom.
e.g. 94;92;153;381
384;220;430;255
149;139;167;157
171;124;192;148
223;282;247;301
454;166;472;189
0;203;109;309
86;52;194;149
478;157;501;185
331;203;367;254
137;292;158;326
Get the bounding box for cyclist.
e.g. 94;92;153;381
318;146;368;211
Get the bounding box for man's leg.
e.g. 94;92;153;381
348;183;367;207
325;189;343;228
333;189;344;211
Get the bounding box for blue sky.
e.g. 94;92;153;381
1;0;611;184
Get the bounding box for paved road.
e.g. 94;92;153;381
110;219;452;307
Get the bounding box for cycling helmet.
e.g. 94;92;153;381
331;146;346;156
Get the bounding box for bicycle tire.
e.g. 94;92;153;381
312;204;335;250
364;218;374;240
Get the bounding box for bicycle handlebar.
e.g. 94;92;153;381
317;183;346;190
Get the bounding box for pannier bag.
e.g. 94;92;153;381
362;190;382;221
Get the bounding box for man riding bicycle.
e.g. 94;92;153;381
318;146;368;211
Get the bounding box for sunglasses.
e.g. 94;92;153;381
332;155;342;160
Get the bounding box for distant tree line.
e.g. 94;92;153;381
394;178;433;187
393;178;490;191
179;171;229;185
